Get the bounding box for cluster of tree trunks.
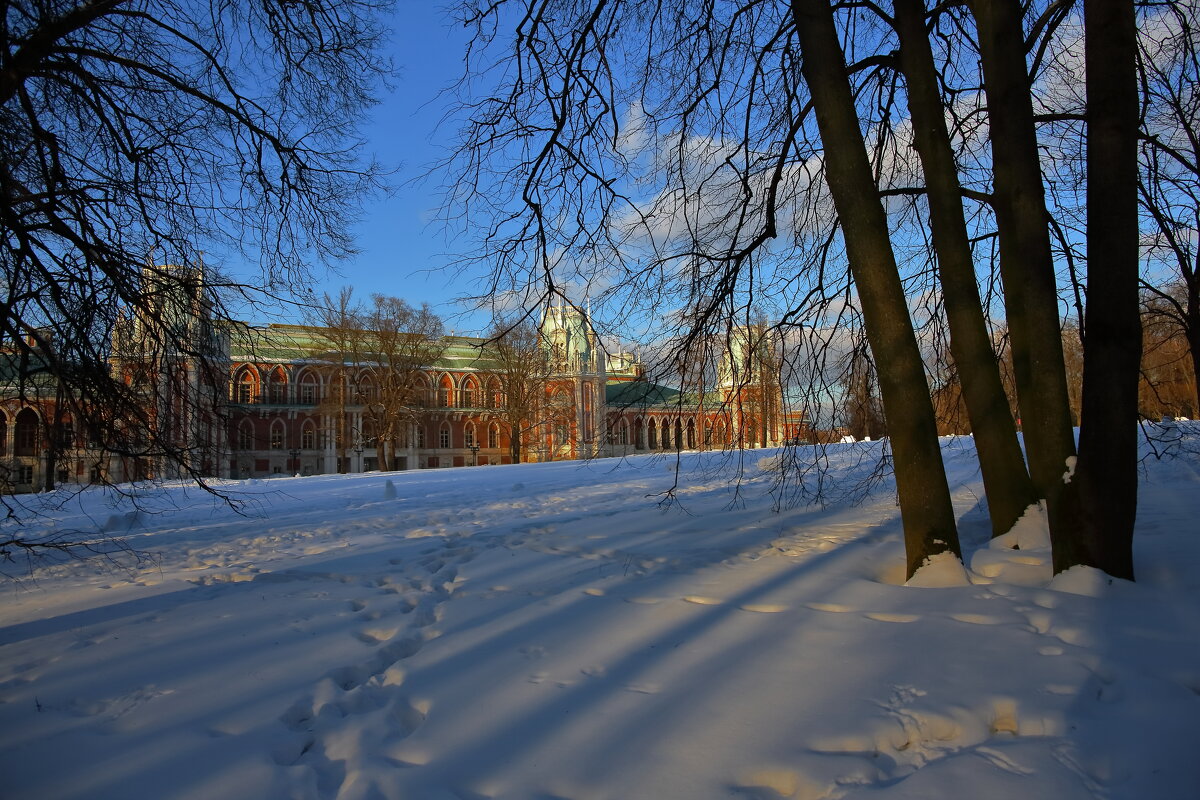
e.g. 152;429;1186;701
447;0;1163;581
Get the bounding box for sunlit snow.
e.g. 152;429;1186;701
2;430;1199;799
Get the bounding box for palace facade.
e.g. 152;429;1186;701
2;271;796;491
223;303;791;479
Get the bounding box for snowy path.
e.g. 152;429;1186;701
2;440;1199;799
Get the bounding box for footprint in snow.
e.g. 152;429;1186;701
739;603;788;613
805;602;855;613
864;612;920;623
949;613;1006;625
355;626;400;644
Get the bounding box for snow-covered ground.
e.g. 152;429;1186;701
2;431;1199;800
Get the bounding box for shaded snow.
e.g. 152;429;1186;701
1;430;1199;799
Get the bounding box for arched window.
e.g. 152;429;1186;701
648;419;658;450
461;377;479;408
661;419;671;449
269;420;285;449
487;378;504;409
14;408;39;456
237;420;255;450
687;419;696;449
438;375;454;408
301;421;316;450
675;419;684;450
357;374;376;405
618;419;628;446
235;369;258;404
268;367;288;404
298;371;319;405
58;415;74;448
465;423;477;448
439;423;451;449
488;423;500;449
0;411;6;456
704;421;713;446
633;418;644;450
416;425;426;449
413;374;432;407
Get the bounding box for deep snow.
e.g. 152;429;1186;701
2;431;1199;800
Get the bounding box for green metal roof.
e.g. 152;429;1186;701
605;380;724;411
228;324;504;372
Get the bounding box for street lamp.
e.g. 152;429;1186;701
288;448;301;476
469;443;480;466
354;440;364;473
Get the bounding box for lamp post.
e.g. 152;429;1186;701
469;443;480;466
354;440;364;473
288;448;301;476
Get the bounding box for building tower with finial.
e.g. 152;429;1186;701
539;299;607;460
110;263;230;480
717;323;782;448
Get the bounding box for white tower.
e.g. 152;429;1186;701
539;300;607;459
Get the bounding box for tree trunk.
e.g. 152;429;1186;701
43;420;58;492
510;425;521;464
971;0;1078;568
894;0;1037;537
1188;300;1200;418
791;0;961;578
1072;0;1140;579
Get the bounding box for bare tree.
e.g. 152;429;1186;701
840;344;887;442
485;319;552;464
0;0;388;544
1138;0;1200;416
443;0;1149;579
308;289;368;474
1140;290;1198;419
892;0;1038;537
361;295;447;471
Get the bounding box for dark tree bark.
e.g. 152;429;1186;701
1072;0;1140;579
970;0;1079;567
894;0;1037;538
791;0;962;578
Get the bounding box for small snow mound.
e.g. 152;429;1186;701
383;479;397;500
1048;565;1113;597
757;454;783;473
866;542;909;585
971;507;1053;585
990;504;1051;552
906;552;970;587
970;547;1051;586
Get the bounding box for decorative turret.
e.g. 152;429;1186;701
718;324;767;389
717;323;782;448
538;300;607;459
540;300;605;377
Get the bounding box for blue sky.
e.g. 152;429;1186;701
309;3;488;333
